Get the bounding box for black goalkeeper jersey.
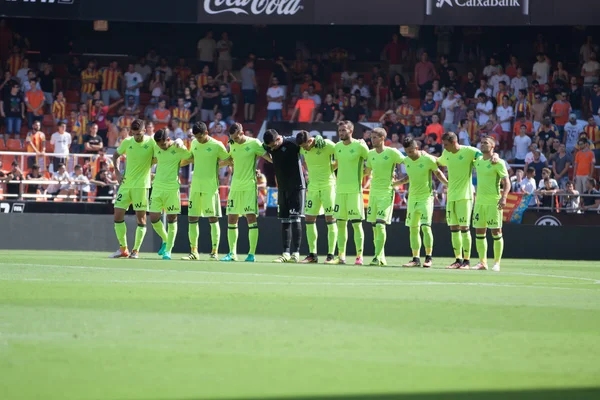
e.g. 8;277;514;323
267;136;305;191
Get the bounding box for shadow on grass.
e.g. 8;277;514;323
164;387;600;400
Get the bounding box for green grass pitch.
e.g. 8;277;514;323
1;250;599;400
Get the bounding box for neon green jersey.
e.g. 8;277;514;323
474;157;508;205
190;137;230;193
437;145;482;202
404;152;439;202
334;140;369;194
117;136;154;189
365;147;405;193
229;137;266;192
151;142;190;191
301;139;336;190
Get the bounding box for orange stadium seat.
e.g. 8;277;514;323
67;103;78;112
43;114;55;128
409;98;421;110
6;139;23;151
230;82;241;95
0;138;6;151
1;154;15;167
65;90;80;103
370;110;384;121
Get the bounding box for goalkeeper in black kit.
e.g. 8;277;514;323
262;129;325;263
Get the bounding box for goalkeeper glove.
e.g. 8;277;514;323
313;135;326;149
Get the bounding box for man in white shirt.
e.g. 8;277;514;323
134;57;152;83
513;125;532;164
71;164;91;199
524;144;547;165
307;84;322;107
581;52;600;100
489;65;510;96
510;68;528;93
216;32;233;73
457;119;470;146
482;57;499;78
532;53;550;85
197;31;216;72
496;95;514;157
476;93;494;126
441;89;457;132
564;113;586;153
266;77;285;122
50;121;72;172
520;167;538;207
123;64;143;106
351;76;371;98
46;163;73;198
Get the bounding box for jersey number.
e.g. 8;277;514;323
228;199;234;208
334;204;340;212
474;213;479;221
306;200;313;209
116;194;123;202
188;200;193;209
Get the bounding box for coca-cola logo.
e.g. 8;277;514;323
204;0;303;15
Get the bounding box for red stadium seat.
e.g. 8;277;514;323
53;64;68;78
0;138;5;151
370;110;384;121
6;139;23;151
68;103;78;112
43;114;55;128
65;90;80;103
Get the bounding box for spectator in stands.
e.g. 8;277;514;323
420;91;438;124
536;118;558;154
396;95;413;134
462;71;477;101
145;121;155;138
39;63;55;106
209;112;227;133
197;31;216;72
24;79;44;128
115;126;129;148
290;90;315;123
573;139;596;193
118;96;141;120
15;58;29;84
306;84;321;108
134;56;152;83
25;164;45;199
174;58;192;95
143;98;157;121
84;123;103;154
80;61;100;103
71;164;91;200
424;133;442;157
91;98;123;146
25;120;45;168
582;52;600;104
475;78;492;100
514;113;534;137
124;64;143;106
155;58;173;89
383;33;406;79
167;119;186;141
441;89;457;133
552;61;569;90
414;52;436;99
3;160;23;200
21;70;40;93
584;116;600;159
526;149;547;186
551;91;572;136
149;70;165;100
482;118;503;145
580;36;599;64
511;169;524;193
457;119;470;146
270;56;288;105
51;91;67;125
509;67;527;94
211;123;228;146
514;89;530;122
374;76;389;110
152;99;171;131
589;84;600;124
183;87;200;124
411;115;426;142
200;76;219;122
566;77;582;121
389;74;406;105
532;53;550;85
565;113;586;153
316;93;340;123
476;93;493;127
341;94;364;123
536;168;559;208
0;81;24;140
216;32;233;73
241;59;257;123
351;75;370;100
513;124;532;165
521;167;538;207
94;169;116;204
431;80;443;103
496;95;514;157
490;66;510;97
146;48;160;69
46;163;73;200
560;181;580;213
483;56;499;79
214;84;236;125
580;178;600;213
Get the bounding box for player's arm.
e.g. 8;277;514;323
393;174;409;187
433;168;448;186
363;167;372;189
498;175;511;209
260;152;273;163
112;150;123;183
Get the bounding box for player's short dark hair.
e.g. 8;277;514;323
296;130;310;146
263;129;279;145
192;121;208;135
57;121;66;127
131;119;145;131
229;122;243;136
154;129;168;142
587;178;597;187
441;132;457;143
482;135;496;146
527;167;536;175
338;120;354;132
403;135;417;149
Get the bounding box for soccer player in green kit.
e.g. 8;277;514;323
438;132;499;269
182;122;231;261
363;128;405;266
471;136;510;272
221;123;272;262
148;129;191;260
331;120;370;265
110;119;154;259
296;130;338;264
396;136;448;268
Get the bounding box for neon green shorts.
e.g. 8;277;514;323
405;197;434;227
305;186;336;216
115;187;149;212
333;192;364;221
367;190;395;225
149;189;181;214
188;191;222;218
473;202;503;229
445;199;473;227
226;189;258;216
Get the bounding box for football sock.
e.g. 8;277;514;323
248;222;258;255
409;226;421;257
292;221;302;254
133;224;147;252
281;221;292;254
114;220;127;248
336;220;348;258
189;221;199;250
421;225;433;256
352;221;364;257
209;221;220;252
305;221;317;255
327;221;337;255
167;221;178;253
493;233;504;263
151;220;168;243
374;222;386;259
451;230;463;259
227;224;238;255
461;230;472;260
476;234;488;263
372;224;379;255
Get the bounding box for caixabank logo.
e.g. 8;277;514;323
425;0;529;23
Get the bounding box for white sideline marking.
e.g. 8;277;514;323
0;277;597;292
0;262;599;285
